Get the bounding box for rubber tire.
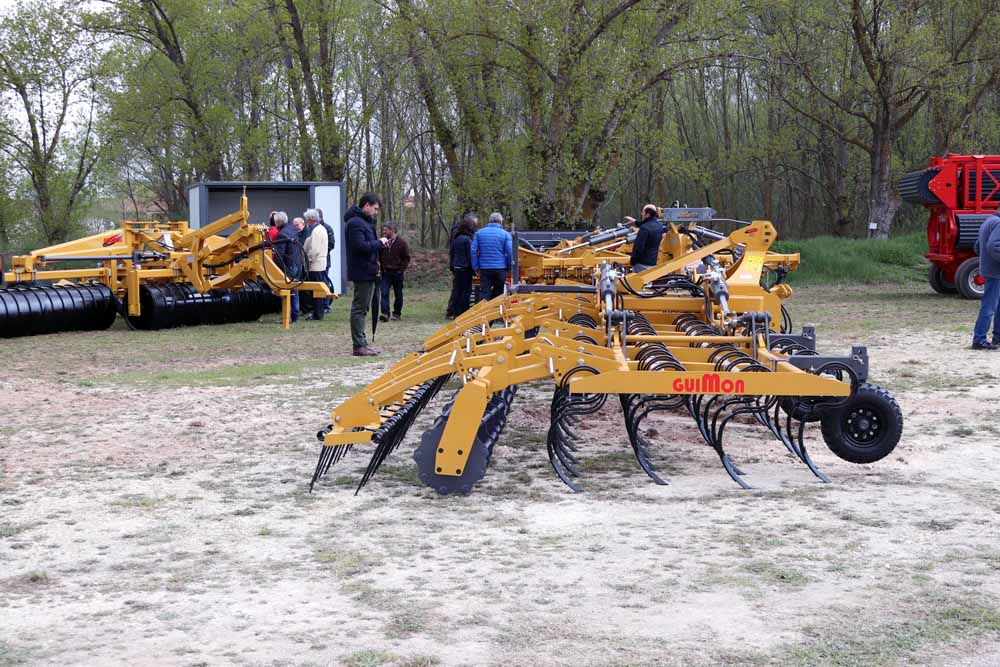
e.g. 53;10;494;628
955;257;984;300
820;383;903;464
928;265;956;295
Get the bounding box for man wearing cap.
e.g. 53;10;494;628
471;211;513;301
630;204;664;272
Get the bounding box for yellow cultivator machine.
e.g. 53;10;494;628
0;193;332;337
312;213;903;494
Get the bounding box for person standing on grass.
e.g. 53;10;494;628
444;211;479;320
448;214;476;318
471;211;512;301
345;192;386;356
293;216;312;316
303;208;329;321
378;221;410;322
317;208;336;314
273;211;302;323
972;210;1000;350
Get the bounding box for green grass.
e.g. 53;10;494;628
772;231;927;285
342;650;395;667
1;287;451;384
724;596;1000;666
101;357;371;386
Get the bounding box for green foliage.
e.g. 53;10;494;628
773;232;928;285
2;0;1000;245
0;0;103;244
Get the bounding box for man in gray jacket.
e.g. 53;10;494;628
972;212;1000;350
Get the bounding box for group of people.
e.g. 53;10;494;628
343;193;411;356
346;205;516;333
267;196;669;356
268;208;335;322
267;193;410;356
271;194;1000;355
445;211;514;318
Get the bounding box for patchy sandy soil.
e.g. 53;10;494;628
2;284;1000;667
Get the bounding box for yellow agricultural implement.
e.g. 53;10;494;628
0;193;332;336
312;215;902;493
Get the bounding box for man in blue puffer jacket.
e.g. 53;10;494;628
345;192;386;356
972;211;1000;350
471;211;513;301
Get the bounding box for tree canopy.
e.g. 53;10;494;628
2;0;1000;250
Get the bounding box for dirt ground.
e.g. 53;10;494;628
2;284;999;667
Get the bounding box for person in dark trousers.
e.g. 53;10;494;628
448;214;476;317
378;221;410;321
273;211;302;323
972;211;1000;350
471;211;513;301
446;214;475;317
630;204;664;272
345;192;386;356
303;208;329;320
317;209;336;314
293;216;313;315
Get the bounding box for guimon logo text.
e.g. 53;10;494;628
672;373;746;394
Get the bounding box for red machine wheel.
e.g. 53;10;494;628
928;265;956;294
955;257;984;300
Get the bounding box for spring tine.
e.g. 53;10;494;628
553;426;580;466
788;406;831;483
619;394;669;484
720;452;753;490
547;436;583;492
554;432;581;477
769;401;805;460
626;419;668;485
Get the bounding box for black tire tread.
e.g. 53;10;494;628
928;265;956;295
820;383;903;464
955;257;984;301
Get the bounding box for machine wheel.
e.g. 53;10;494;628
955;257;985;300
820;383;902;464
928;265;956;295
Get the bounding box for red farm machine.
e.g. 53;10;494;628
898;153;1000;300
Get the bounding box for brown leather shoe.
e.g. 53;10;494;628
352;346;379;357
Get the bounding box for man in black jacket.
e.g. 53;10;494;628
273;211;303;322
447;212;477;317
630;204;663;272
317;209;337;315
345;192;386;356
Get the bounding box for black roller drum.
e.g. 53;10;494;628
0;283;116;338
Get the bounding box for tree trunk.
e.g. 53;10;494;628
867;111;899;239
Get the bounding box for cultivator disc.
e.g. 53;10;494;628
311;218;903;494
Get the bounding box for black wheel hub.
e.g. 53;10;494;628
843;406;882;446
